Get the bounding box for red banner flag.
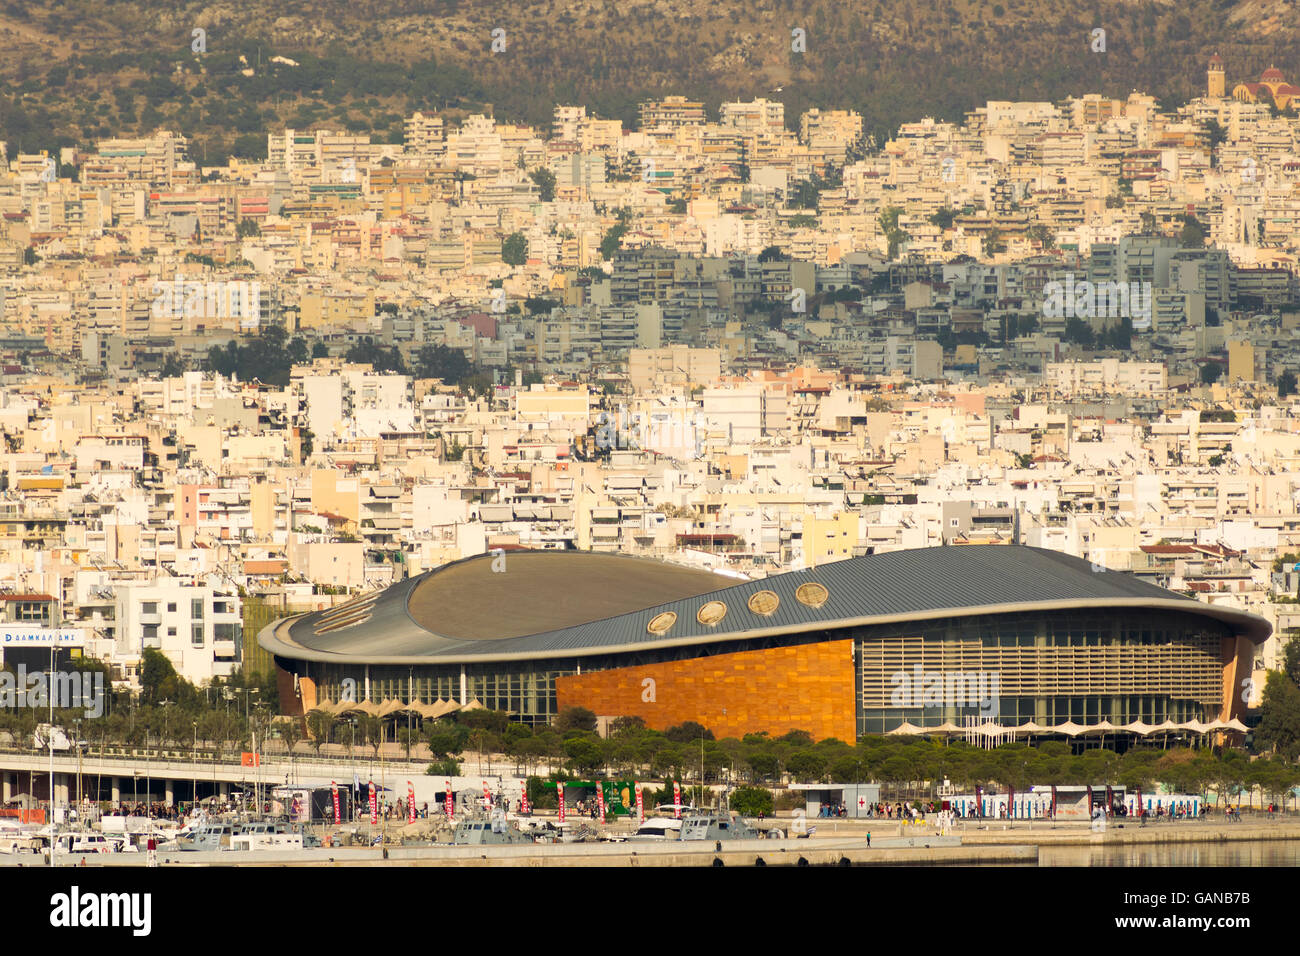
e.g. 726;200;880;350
408;781;416;824
445;780;453;822
241;752;260;767
331;781;340;824
369;781;378;825
521;785;531;815
673;780;681;819
482;779;491;811
558;782;566;823
596;782;606;825
635;782;644;823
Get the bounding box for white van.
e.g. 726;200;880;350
56;832;112;853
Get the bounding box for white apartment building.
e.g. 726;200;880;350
702;386;789;443
87;132;190;188
113;580;243;684
720;99;785;136
74;435;146;474
266;129;378;174
552;105;586;142
1044;360;1168;394
296;369;411;446
404;112;445;155
445;114;504;178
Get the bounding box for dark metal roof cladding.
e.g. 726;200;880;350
265;545;1270;665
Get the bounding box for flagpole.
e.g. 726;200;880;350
49;643;55;868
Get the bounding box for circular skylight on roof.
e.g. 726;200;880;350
647;611;677;635
696;601;728;626
796;582;829;608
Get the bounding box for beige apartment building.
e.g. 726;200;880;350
628;346;722;391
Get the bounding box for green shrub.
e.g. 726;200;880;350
731;786;774;816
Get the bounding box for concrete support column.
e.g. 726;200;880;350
164;780;174;807
54;774;70;805
1;772;10;803
219;781;229;800
111;777;121;804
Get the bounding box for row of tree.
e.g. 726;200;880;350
9;636;1300;808
177;327;535;400
205;324;320;387
291;705;1300;805
0;650;279;757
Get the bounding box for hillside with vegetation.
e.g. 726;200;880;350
1;0;1298;161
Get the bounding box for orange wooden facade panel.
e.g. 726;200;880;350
556;639;856;741
276;665;315;719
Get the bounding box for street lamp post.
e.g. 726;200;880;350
252;704;266;816
211;718;218;806
48;643;54;869
243;687;259;813
700;735;705;810
97;730;104;813
159;699;172;750
73;718;82;815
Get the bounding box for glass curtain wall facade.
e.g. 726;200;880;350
292;660;579;725
855;609;1229;735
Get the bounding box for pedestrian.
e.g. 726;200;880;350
866;831;870;847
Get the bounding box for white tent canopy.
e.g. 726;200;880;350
1078;720;1118;735
886;722;927;736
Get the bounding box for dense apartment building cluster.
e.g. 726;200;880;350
0;59;1298;697
0;61;1294;385
0;352;1297;698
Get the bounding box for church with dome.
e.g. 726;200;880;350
1213;53;1300;109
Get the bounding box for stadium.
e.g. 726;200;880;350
258;545;1269;743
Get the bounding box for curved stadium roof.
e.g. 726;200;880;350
259;545;1271;666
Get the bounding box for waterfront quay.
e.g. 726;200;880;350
8;816;1299;867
